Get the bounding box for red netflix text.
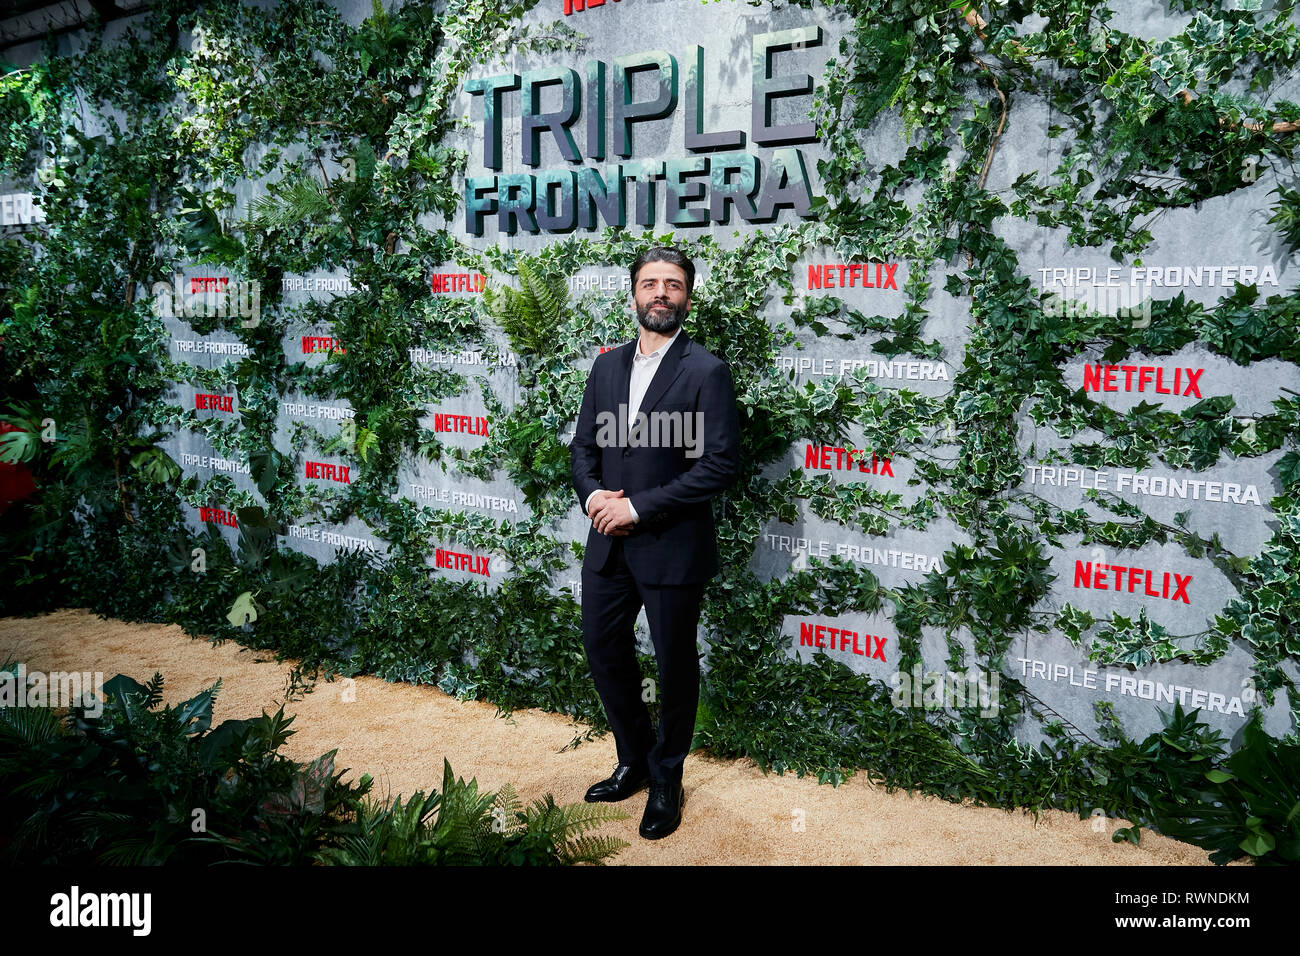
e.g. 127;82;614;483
804;444;893;476
305;461;351;484
433;414;490;436
302;336;346;355
807;263;899;291
198;506;237;527
564;0;620;15
194;393;234;412
1073;560;1191;604
434;547;491;576
1082;364;1203;397
431;272;486;293
799;621;888;660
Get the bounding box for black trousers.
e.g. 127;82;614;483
581;537;706;784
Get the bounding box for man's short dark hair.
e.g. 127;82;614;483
630;247;695;295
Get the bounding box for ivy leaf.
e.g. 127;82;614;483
1277;451;1300;490
1101;340;1131;363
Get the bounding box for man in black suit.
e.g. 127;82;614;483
570;246;740;839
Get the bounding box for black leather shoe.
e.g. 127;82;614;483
584;763;651;803
639;779;685;839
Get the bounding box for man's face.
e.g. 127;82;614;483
633;261;691;334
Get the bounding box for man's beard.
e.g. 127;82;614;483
636;300;687;333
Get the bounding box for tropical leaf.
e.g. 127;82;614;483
0;424;38;464
226;590;260;627
129;446;180;484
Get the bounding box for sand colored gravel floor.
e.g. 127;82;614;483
0;609;1223;865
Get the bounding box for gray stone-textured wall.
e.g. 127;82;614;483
7;0;1297;748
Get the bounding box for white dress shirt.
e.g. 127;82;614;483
585;326;683;524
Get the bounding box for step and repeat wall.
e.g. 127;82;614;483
6;0;1299;757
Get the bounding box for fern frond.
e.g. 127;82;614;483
557;833;629;866
524;793;630;839
515;260;545;334
493;782;522;819
142;673;165;708
433;760;497;864
490;783;524;835
483;255;571;356
524;260;567;325
248;177;332;229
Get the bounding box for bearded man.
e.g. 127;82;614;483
569;246;741;839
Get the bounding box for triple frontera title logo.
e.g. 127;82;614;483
464;25;824;234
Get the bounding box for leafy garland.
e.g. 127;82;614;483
2;0;1299;862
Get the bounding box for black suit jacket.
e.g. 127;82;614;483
570;330;740;586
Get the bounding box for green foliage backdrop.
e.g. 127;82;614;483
3;0;1300;862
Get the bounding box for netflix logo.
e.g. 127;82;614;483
804;444;893;476
806;263;900;291
434;546;492;576
1082;363;1203;397
194;393;234;412
431;272;486;293
1073;560;1191;604
198;506;237;527
797;619;888;661
302;336;346;355
432;413;490;436
564;0;619;15
190;277;229;292
305;461;351;484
